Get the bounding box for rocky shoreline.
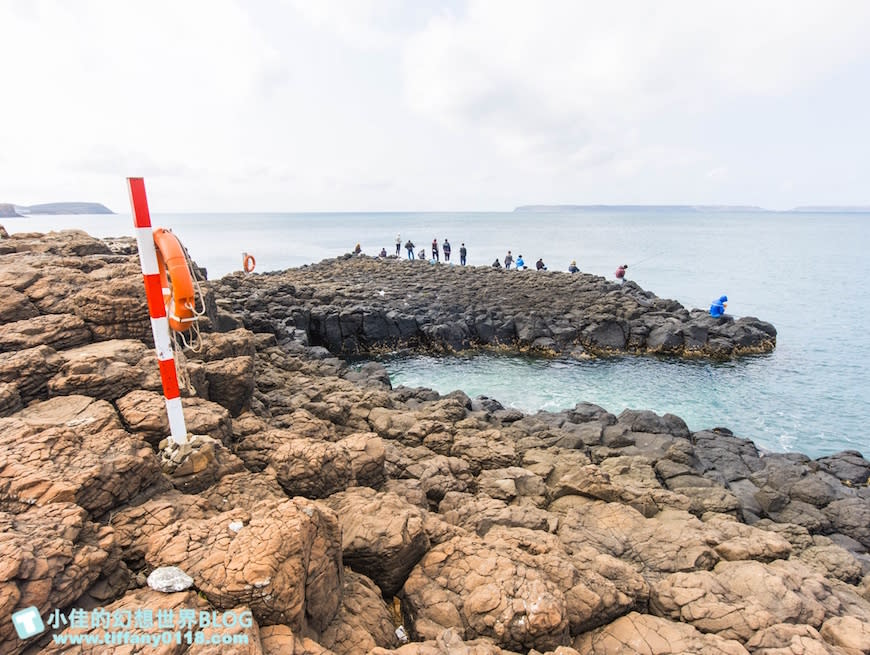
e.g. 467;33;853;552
0;228;868;655
209;255;777;359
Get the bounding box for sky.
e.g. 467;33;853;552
1;0;869;212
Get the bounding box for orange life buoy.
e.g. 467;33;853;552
243;253;256;273
153;228;196;332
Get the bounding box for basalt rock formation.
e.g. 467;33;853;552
0;227;867;655
209;255;776;360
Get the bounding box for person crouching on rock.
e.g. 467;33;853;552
379;247;387;258
568;260;579;273
492;258;502;268
536;258;547;270
710;295;728;317
615;264;627;282
353;243;361;255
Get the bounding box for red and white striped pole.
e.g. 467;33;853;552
127;177;188;445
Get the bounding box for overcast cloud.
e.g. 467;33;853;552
1;0;868;211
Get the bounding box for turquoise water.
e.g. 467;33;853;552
5;209;868;458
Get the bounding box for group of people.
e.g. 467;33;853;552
490;251;548;271
392;235;468;266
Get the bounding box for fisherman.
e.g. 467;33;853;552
568;260;579;273
443;238;452;262
504;251;513;269
615;264;628;282
459;243;467;266
404;239;415;260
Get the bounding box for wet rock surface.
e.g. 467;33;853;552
0;227;866;655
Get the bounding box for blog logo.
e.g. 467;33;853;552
12;606;46;640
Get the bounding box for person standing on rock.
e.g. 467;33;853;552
395;234;401;256
443;239;451;262
460;243;467;266
504;251;513;269
432;238;440;262
405;239;415;260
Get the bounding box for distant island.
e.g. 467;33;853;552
514;204;870;213
0;202;114;218
791;205;870;213
514;204;769;213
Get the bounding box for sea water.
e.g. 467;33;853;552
5;209;868;458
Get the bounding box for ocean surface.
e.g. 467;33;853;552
4;209;868;459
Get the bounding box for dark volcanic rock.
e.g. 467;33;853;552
209;257;777;360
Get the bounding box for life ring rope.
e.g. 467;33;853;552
153;227;207;353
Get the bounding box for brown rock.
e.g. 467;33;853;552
745;623;843;655
159;433;247;494
574;611;749;654
38;587;209;654
819;615;870;653
649;559;846;642
200;470;288;513
403;527;647;652
554;501;790;582
0;382;22;417
144;497;343;632
260;624;337;654
320;569;399;654
0;344;63;403
70;275;152;342
236;430;353;499
191;327;257;362
0;313;91;353
47;338;149;401
338;432;386;488
0;287;38;323
116;389;233;446
0;396;160;515
0;503;116;651
205;355;254;416
322;487;430;596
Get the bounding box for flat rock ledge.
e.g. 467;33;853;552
209;255;777;360
1;227;867;655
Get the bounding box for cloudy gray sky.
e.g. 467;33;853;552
2;0;869;212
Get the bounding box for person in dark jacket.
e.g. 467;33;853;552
432;238;440;262
459;243;467;266
405;240;415;260
568;260;579;273
535;258;546;270
492;258;502;268
443;239;451;262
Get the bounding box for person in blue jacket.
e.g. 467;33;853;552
709;295;728;317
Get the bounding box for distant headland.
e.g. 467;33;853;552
514;204;870;213
0;202;114;218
